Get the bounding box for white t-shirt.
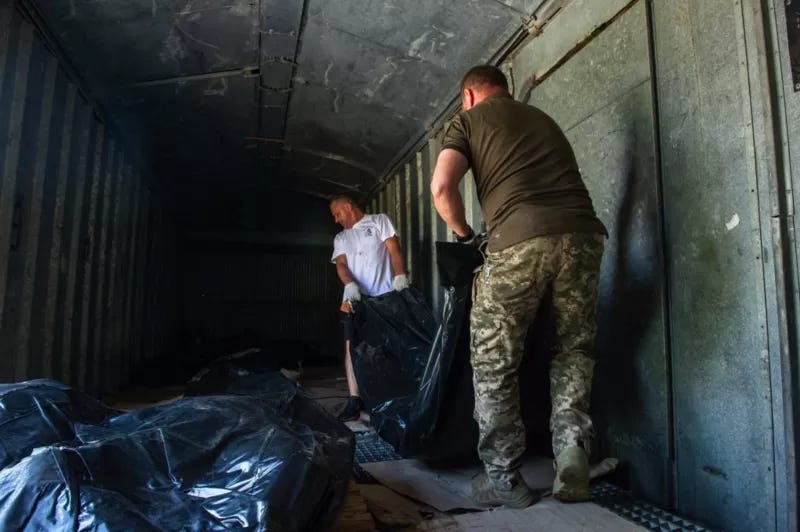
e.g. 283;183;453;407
331;213;397;300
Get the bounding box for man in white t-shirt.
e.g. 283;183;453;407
330;194;409;421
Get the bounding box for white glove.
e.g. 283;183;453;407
392;274;410;291
344;282;361;302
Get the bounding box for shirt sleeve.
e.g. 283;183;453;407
331;233;346;263
441;113;472;164
376;214;398;242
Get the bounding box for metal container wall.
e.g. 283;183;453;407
0;4;178;395
374;1;800;530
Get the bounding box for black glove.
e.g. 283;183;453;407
454;225;488;252
454;226;475;244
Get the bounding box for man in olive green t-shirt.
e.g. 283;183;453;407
431;65;607;508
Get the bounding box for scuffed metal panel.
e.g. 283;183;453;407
511;0;634;92
35;0;259;85
27;0;536;209
516;1;671;506
653;1;776;530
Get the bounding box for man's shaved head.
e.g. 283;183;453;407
330;194;361;209
330;194;364;229
461;65;509;93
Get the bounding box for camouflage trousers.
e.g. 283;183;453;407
470;232;605;488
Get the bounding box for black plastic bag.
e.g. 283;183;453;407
0;375;353;531
349;243;482;463
350;242;552;464
0;379;115;470
349;288;438;409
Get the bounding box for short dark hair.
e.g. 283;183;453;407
329;194;362;209
461;65;509;93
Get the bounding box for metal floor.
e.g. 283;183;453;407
353;432;714;532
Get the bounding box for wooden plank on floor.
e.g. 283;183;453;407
359;484;427;527
330;481;376;532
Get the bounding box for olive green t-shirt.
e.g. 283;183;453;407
442;93;607;251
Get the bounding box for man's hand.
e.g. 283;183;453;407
344;282;361;302
393;274;410;291
454;225;475;243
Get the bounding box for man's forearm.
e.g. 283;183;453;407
430;149;470;237
336;262;355;285
390;251;405;276
385;237;406;276
432;186;469;237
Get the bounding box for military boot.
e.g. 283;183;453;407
553;446;591;502
469;470;536;509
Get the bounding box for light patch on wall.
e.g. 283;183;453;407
204;77;229;96
725;213;740;231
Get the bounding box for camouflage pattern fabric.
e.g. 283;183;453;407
470;232;604;488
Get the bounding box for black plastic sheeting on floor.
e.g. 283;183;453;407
350;241;554;465
0;376;354;531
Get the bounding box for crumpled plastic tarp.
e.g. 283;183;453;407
0;373;354;531
350;241;552;464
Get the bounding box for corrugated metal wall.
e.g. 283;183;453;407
373;0;799;530
0;4;178;395
371;133;480;313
